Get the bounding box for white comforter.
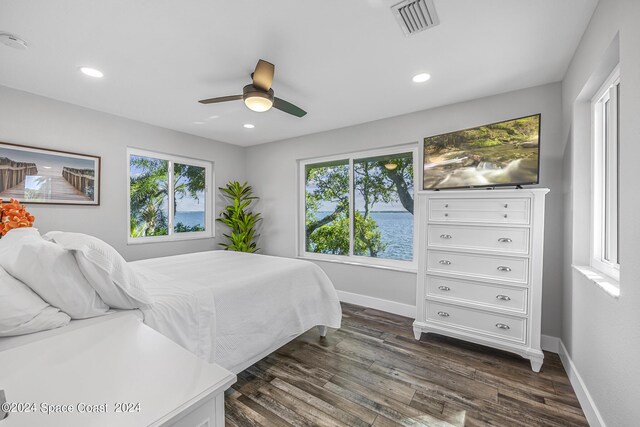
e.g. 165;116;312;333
130;251;342;372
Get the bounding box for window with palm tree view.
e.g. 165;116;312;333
303;149;414;264
128;149;212;242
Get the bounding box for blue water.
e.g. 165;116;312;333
175;211;205;227
317;211;413;261
370;211;413;261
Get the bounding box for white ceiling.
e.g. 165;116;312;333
0;0;597;147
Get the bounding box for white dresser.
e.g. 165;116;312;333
413;188;549;372
0;314;236;426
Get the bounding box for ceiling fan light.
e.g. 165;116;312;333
244;95;273;112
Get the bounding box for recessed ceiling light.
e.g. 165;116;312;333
412;73;431;83
208;115;219;120
243;123;255;129
79;67;104;78
42;166;52;169
193;121;205;125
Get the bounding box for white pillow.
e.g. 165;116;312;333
44;231;152;309
0;265;70;337
0;228;109;319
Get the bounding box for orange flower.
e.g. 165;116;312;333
0;198;35;236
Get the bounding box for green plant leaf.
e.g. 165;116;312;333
217;181;261;253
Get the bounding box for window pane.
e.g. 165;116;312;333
305;160;350;255
129;155;169;237
616;82;620;264
353;153;414;261
174;163;206;233
604;99;610;262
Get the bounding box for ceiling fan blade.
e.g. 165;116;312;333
198;95;242;104
273;97;307;117
252;59;275;91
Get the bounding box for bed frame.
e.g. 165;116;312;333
227;325;328;374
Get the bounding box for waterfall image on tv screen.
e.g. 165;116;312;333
423;114;540;190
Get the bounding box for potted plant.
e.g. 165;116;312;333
217;181;261;252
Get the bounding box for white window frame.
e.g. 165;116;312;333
127;147;214;244
298;144;418;272
591;66;620;281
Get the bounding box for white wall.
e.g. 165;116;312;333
0;85;246;261
247;82;565;337
562;0;640;425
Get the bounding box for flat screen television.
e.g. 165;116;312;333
422;114;541;190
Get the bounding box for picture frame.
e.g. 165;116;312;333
0;142;100;205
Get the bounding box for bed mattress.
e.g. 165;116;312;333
130;251;342;372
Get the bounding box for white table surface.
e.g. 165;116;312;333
0;313;236;426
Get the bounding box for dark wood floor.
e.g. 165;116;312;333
225;303;587;427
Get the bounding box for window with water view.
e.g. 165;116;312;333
128;149;212;242
304;149;414;264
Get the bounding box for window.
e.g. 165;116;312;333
300;147;416;269
127;148;213;243
591;67;620;280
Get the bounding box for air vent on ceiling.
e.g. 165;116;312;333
391;0;439;36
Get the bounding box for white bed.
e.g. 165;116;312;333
131;250;342;373
0;250;342;375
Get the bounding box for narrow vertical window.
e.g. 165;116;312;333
304;160;350;255
173;163;207;233
129;155;169;237
592;67;620;280
353;153;414;261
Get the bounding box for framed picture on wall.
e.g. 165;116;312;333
0;142;100;205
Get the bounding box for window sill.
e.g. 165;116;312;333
298;255;417;274
572;265;620;299
127;233;214;245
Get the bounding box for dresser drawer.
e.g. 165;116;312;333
426;275;528;315
426;301;526;343
429;198;530;224
427;224;530;255
427;250;529;285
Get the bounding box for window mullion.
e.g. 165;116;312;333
168;160;175;237
348;157;355;257
609;84;619;265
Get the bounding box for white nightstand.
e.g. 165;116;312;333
0;313;236;426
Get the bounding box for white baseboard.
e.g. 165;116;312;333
336;290;415;318
541;334;560;353
558;340;606;427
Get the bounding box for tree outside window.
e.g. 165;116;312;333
128;149;212;242
304;150;414;263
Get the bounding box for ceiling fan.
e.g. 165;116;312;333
198;59;307;117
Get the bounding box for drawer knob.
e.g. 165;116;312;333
437;286;451;291
495;323;510;330
439;260;452;265
497;266;511;272
437;311;450;317
504;214;508;218
504;204;508;208
498;237;512;243
496;294;512;301
444;204;449;208
444;213;449;217
440;234;452;239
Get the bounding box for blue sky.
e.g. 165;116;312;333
1;146;95;176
